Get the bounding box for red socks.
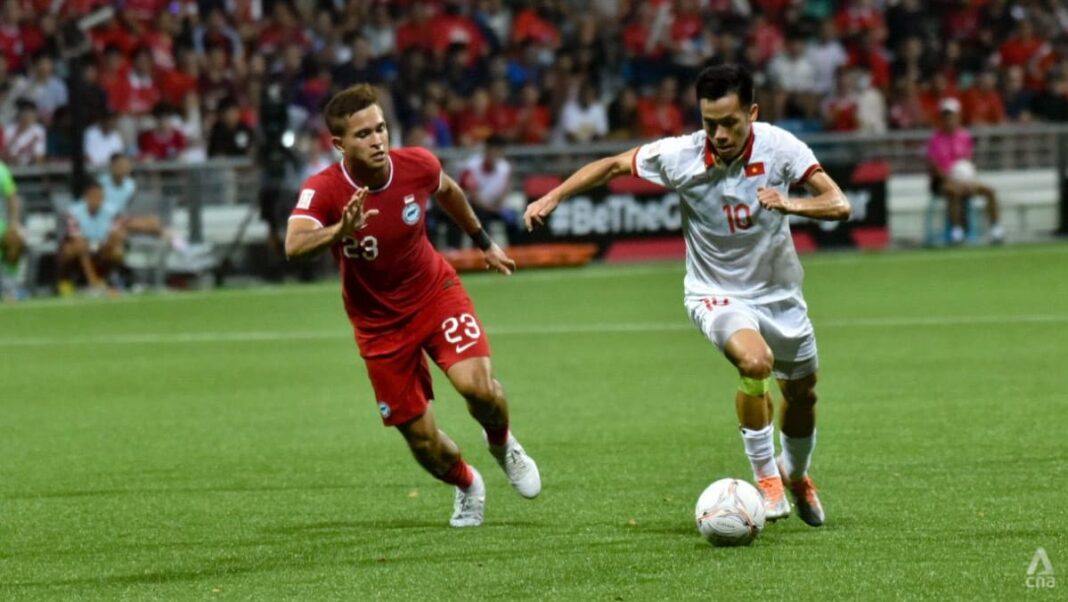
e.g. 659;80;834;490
441;458;474;490
485;424;510;447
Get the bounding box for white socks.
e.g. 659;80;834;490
740;424;778;480
780;430;816;481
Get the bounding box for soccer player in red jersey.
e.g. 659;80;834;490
285;85;541;527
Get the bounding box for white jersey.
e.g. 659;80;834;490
633;122;821;303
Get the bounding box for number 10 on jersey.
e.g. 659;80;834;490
722;203;753;234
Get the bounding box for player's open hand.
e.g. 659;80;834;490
338;187;379;235
483;243;516;276
523;194;560;231
757;187;792;214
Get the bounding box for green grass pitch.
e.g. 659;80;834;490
3;244;1067;600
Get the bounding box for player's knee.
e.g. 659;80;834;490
784;383;817;408
455;371;498;402
736;348;774;379
405;431;437;458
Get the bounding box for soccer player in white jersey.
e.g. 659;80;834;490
523;64;850;526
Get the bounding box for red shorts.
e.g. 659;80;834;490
355;283;491;427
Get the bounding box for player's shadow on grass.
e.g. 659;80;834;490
269;518;545;534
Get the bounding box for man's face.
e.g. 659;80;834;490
86;186;103;212
941;110;961;130
699;93;757;162
332;104;390;170
111;156;131;178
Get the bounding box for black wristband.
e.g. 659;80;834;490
470;228;493;251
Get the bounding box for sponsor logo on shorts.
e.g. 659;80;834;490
377;401;391;418
456;341;477;354
402;203;421;225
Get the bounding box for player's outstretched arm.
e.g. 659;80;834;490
523;148;638;231
756;171;851;221
285;188;378;261
435;174;516;275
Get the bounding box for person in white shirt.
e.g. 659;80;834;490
450;135;515;246
767;33;818;120
806;19;848;97
559;80;609;143
524;64;850;528
2;99;46;166
84;113;127;168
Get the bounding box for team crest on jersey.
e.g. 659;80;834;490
745;162;765;177
378;401;391;418
402;202;421;225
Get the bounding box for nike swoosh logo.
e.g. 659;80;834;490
455;341;477;353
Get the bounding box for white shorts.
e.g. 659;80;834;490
685;294;818;380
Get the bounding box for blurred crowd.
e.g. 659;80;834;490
2;0;1068;169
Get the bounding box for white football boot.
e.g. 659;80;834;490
756;475;791;522
487;434;542;499
449;468;485;528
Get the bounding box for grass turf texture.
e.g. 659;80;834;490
2;244;1067;600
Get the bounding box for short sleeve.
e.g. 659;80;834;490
779;131;821;185
632;139;672;187
406;147;445;193
289;176;337;228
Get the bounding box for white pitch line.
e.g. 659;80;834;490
1;314;1066;347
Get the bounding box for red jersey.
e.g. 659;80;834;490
289;147;457;333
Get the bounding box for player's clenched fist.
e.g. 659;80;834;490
339;187;379;235
757;186;792;214
523;194;560;231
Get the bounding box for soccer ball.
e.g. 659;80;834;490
694;478;766;547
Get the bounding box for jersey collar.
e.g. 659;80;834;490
340;156;394;193
703;128;756;170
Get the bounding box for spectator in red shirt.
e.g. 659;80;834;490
512;83;551;145
138;103;186;161
821;69;860;132
431;2;486;63
998;19;1049;89
0;1;29;73
122;47;161;117
455;87;497;148
98;46;131;114
962;70;1006;125
748;13;784;68
919;72;960;125
511;4;561;48
888;76;929;130
395;1;436;54
834;0;885;40
637;76;684;138
158;47;200;108
848;28;891;91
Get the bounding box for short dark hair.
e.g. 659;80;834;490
695;64;755;107
324;84;380;136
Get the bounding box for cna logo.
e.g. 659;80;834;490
1026;547;1056;589
377;402;391;419
402;202;421;225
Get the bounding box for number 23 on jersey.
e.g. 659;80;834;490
342;236;379;260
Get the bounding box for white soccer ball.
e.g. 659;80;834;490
694;478;766;547
949;159;977;184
